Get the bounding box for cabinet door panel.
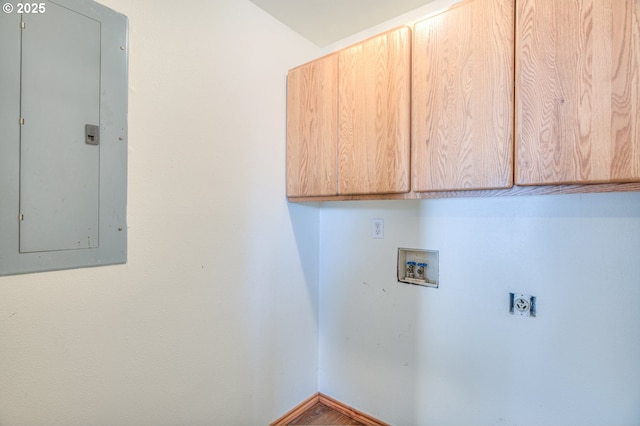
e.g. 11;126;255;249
412;0;514;192
286;55;338;197
517;0;640;185
338;27;411;195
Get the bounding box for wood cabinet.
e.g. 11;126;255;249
412;0;514;192
516;0;640;185
286;27;411;198
286;54;338;197
286;0;640;201
338;27;411;195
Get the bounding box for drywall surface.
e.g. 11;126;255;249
0;1;321;425
318;192;640;425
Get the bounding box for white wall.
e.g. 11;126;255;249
318;193;640;425
0;1;322;425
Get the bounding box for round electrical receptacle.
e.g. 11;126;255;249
515;298;530;312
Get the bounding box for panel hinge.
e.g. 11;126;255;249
20;21;25;30
19;214;24;221
19;117;25;125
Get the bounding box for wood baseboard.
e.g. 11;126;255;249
270;392;389;426
270;393;322;426
317;393;389;426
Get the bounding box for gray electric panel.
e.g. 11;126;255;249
0;0;128;276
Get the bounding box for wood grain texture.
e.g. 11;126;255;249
270;393;387;426
288;402;363;425
412;0;515;192
286;54;338;197
337;27;411;195
287;182;640;202
516;0;640;185
318;394;389;426
271;393;321;426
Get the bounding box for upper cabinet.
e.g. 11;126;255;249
412;0;514;191
286;53;338;197
286;0;640;201
338;27;411;195
516;0;640;185
286;27;411;198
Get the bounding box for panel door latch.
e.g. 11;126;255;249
85;124;100;145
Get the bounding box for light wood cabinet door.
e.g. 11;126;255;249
286;54;338;197
516;0;640;185
412;0;514;192
337;27;411;195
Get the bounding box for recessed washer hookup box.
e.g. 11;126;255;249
397;248;439;288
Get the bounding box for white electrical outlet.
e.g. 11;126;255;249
372;218;384;239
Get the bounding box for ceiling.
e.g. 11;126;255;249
249;0;436;47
